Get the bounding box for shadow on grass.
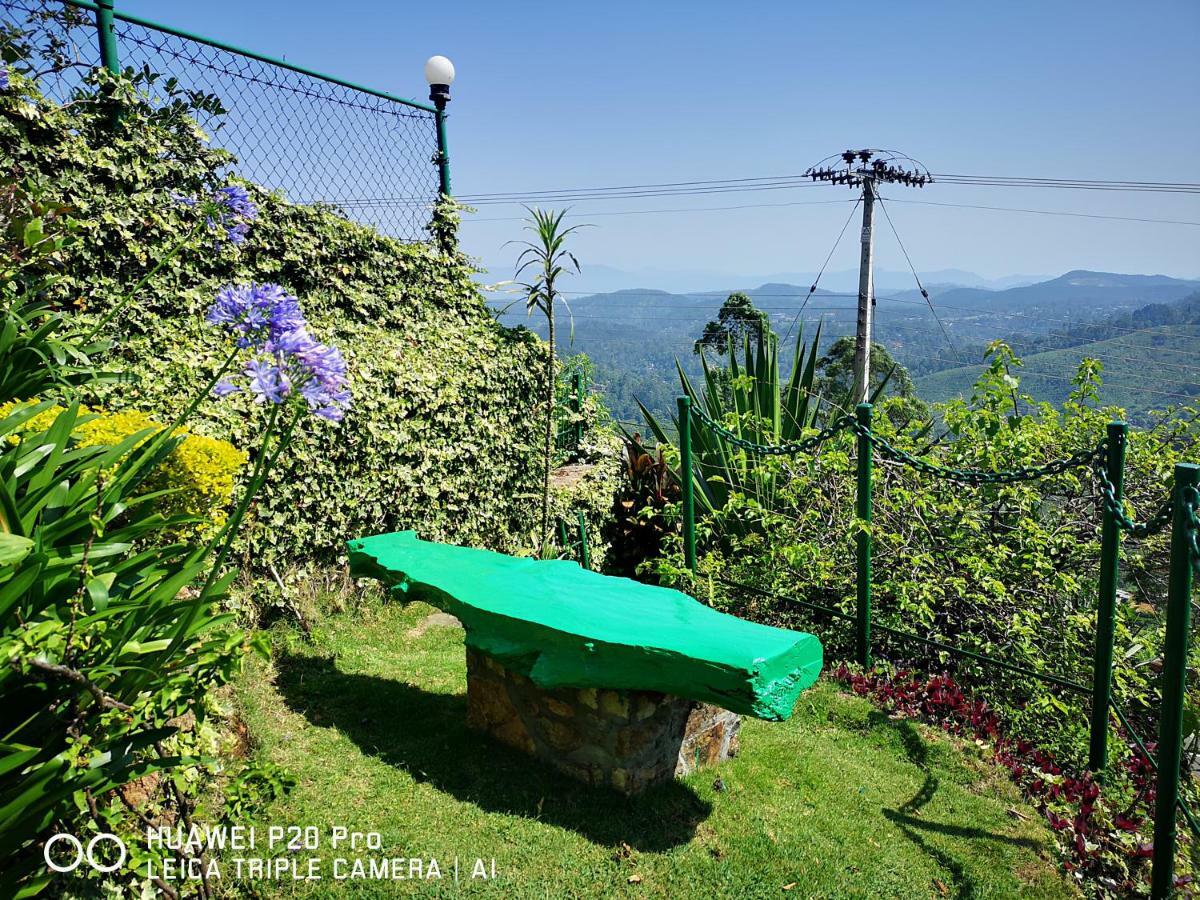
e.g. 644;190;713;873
274;653;712;852
868;711;1045;900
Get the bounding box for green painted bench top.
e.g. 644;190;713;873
346;531;823;721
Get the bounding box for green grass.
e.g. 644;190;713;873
234;599;1076;899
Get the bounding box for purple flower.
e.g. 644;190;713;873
208;285;351;422
216;185;256;219
245;359;290;405
206;283;305;349
212;379;240;397
0;69;11;91
266;327;352;421
172;184;257;245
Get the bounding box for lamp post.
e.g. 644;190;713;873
424;55;455;198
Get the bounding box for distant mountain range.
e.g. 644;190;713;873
478;263;1053;297
485;270;1200;425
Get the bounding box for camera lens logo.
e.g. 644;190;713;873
44;833;126;873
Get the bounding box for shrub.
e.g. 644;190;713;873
0;399;246;537
651;343;1197;768
0;401;258;896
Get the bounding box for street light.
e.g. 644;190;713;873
424;55;455;111
423;55;455;201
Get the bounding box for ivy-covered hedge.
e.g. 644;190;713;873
0;68;547;567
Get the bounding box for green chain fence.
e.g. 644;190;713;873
679;396;1200;899
1;0;445;241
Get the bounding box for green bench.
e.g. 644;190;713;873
347;531;823;792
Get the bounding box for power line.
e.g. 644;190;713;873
875;193;960;363
886;197;1200;227
462;197;857;223
783;198;861;343
444;171;1200;202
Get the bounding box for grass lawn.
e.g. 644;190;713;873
233;599;1076;899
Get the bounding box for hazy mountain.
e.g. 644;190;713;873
476;263;1051;298
486;271;1200;425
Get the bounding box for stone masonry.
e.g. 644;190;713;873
465;647;740;795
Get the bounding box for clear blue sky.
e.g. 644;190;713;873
121;0;1200;284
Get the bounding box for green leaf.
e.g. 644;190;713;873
0;533;34;567
86;572;116;612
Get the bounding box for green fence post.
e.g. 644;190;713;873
677;396;697;574
576;510;591;571
94;0;120;129
434;108;451;197
1089;420;1128;772
1151;462;1199;899
95;0;120;73
855;403;874;667
572;370;584;449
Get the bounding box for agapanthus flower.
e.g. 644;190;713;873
206;282;305;349
0;69;10;91
211;185;257;244
171;183;258;245
208;283;351;422
245;358;290;405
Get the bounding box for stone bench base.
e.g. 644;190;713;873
465;648;740;795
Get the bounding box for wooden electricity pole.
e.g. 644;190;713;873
852;178;877;404
804;149;931;403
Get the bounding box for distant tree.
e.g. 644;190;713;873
815;336;929;424
693;292;769;356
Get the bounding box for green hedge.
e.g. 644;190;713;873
0;68;547;567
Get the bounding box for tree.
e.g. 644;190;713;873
694;292;769;357
513;208;587;552
814;336;929;423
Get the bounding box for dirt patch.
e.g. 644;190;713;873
406;612;463;637
550;463;597;490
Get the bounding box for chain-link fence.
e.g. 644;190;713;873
1;0;443;241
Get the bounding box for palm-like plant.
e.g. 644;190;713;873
639;322;827;523
638;321;904;538
512;208;587;550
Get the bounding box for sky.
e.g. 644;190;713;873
119;0;1200;286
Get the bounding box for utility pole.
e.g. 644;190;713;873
853;177;876;404
805;150;931;402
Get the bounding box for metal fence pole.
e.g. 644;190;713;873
1151;462;1199;899
1090;420;1128;772
576;510;591;571
434;108;451;197
677;396;696;574
93;0;120;129
572;370;584;449
95;0;120;73
855;402;874;667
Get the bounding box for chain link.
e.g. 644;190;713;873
1185;485;1200;576
687;408;1194;552
3;0;441;241
846;417;1103;485
1093;441;1174;537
